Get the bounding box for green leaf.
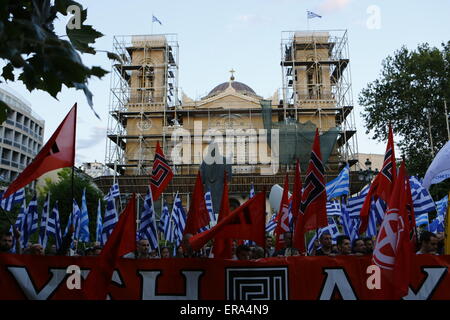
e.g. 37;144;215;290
2;63;14;81
66;24;103;54
90;66;108;79
0;101;10;125
106;51;123;63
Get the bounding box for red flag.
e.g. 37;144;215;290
292;159;302;220
293;129;327;252
359;126;397;233
184;171;210;235
189;192;266;252
150;141;174;201
3;104;77;199
213;171;233;258
372;162;412;299
274;174;291;251
83;194;136;300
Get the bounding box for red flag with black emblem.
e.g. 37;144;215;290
189;192;266;251
2;104;77;199
274;173;291;251
150;141;173;201
293;129;327;252
212;171;233;258
359;126;397;233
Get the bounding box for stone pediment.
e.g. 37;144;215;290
193;91;261;109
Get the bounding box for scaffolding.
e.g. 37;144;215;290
105;34;180;176
280;30;358;168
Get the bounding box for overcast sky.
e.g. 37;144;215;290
2;0;449;165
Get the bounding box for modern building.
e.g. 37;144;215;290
0;87;44;187
80;161;114;179
97;30;358;211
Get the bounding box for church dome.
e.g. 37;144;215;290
207;81;257;97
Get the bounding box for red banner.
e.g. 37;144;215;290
1;253;449;300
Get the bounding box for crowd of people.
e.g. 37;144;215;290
0;228;444;259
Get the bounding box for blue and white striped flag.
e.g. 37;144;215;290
22;195;39;248
250;183;255;198
159;202;173;241
340;198;359;242
0;188;25;211
95;199;103;244
38;193;50;248
78;189;90;243
346;185;370;218
415;213;430;229
103;183;120;200
410;176;436;215
138;187;159;250
8;200;26;252
171;193;187;245
46;201;62;250
204;189;216;225
72;200;82;243
307;10;322;19
102;192;118;244
265;213;277;233
152;15;162;25
326;200;341;216
326;165;350;200
436;195;448;218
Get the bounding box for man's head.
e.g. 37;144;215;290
282;232;293;248
30;244;44;255
93;246;102;256
0;231;13;252
319;232;332;249
266;235;273;248
420;231;438;254
352;238;367;254
236;244;251;260
161;246;171;258
363;237;374;253
137;239;150;255
251;246;265;259
336;235;351;255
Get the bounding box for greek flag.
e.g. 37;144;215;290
47;201;62;250
160;202;172;241
250;183;255;198
9;200;26;252
77;189;90;243
415;213;430;229
0;188;25;211
63;200;78;237
326;200;341;216
430;195;448;233
72;200;82;242
103;183;120;200
307;217;341;255
436;195;448;218
95;199;103;244
204;189;216;224
346;185;370;218
38;193;50;248
410;176;436;215
340;198;359;242
138;188;159;250
265;213;277;233
326;165;350;200
22;195;39;248
102;192;118;244
152;15;162;25
307;10;322;19
171;193;187;245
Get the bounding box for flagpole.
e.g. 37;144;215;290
151;12;154;34
444;100;450;141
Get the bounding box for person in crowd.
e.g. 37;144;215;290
84;247;94;256
251;246;265;259
161;246;171;258
149;250;159;258
235;244;251;260
0;230;14;253
124;239;151;259
265;235;275;257
29;243;44;255
435;232;445;255
92;245;102;256
336;235;352;255
273;232;299;257
352;238;367;255
175;245;184;258
47;244;57;256
314;232;336;256
416;231;439;255
363;237;374;254
181;233;200;257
